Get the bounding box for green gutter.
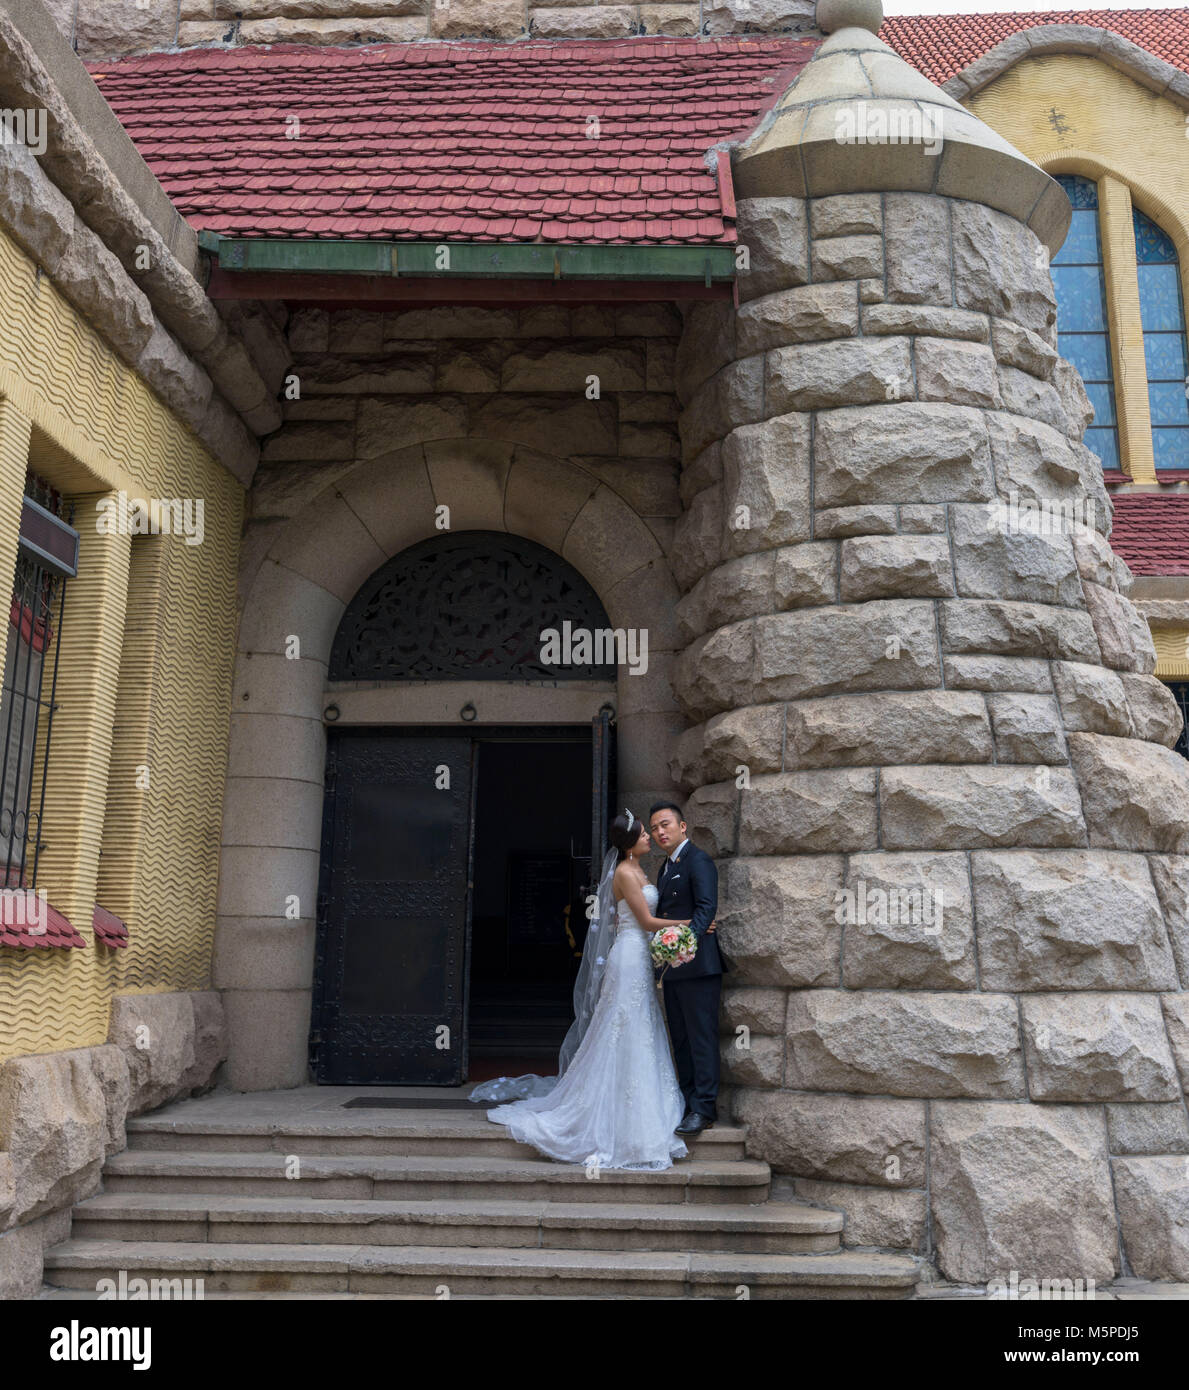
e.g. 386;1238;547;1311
197;232;736;286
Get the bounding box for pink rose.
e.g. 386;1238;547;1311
661;929;678;946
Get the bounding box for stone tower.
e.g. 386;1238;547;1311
670;0;1189;1284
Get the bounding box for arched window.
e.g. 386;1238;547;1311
1052;175;1121;470
1133;208;1189;471
329;530;615;682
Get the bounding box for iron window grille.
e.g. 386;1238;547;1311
1166;681;1189;761
0;475;78;888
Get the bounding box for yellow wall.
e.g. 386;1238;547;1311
967;54;1189;486
0;226;243;1062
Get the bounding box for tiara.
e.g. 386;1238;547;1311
624;807;635;832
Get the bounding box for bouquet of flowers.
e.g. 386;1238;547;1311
650;922;698;975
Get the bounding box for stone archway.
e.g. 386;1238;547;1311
214;441;687;1090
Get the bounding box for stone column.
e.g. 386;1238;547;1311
668;0;1189;1284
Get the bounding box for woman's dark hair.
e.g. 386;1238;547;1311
609;812;645;862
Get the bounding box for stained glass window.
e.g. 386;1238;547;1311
1052;175;1120;470
1134;208;1189;470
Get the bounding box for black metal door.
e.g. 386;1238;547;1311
313;732;476;1084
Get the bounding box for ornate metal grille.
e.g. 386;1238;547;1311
329;531;616;682
0;475;77;887
1167;681;1189;760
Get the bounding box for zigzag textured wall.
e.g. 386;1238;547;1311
0;227;243;1063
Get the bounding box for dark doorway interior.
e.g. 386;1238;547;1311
468;736;592;1065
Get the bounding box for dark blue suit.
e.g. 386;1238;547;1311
656;839;724;1122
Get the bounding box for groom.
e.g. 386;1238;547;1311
649;802;726;1137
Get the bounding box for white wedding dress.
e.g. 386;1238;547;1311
480;885;688;1171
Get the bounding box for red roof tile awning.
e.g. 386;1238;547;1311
0;894;86;949
93;903;130;949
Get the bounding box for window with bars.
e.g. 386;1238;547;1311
1166;681;1189;761
0;475;78;888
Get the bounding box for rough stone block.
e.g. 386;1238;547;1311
972;849;1178;991
810;193;882;239
1069;732;1189;853
685;782;739;858
1106;1103;1189;1155
734;198;809;302
986;691;1067;764
785;990;1025;1098
943;654;1053;693
792;1179;927;1250
1021;994;1180;1101
879;765;1086;850
939;598;1102;663
998;364;1067;433
930;1101;1118;1284
812;503;898;537
734;1088;926;1187
916;338;1002;409
1147;857;1189;990
950;503;1082;606
721;1034;783;1088
1083;583;1158;674
785;690;991;769
675;551;772;642
841;851;976;990
951;200;1058;338
721;414;812;556
773;541;838;609
736;282;858;355
717;855;844;988
721;986;787;1036
0;1048;112;1228
752;600;940;702
738;769;878;853
861;302;988;341
991;317;1058;379
984;412;1105;516
839;534;953;600
898;504;948;534
1051;661;1134;738
813;402;994;507
1122;674;1184;748
1112;1157;1189;1281
884;193;951;306
766;337;912;413
811;234;882;283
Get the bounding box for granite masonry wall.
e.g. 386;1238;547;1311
45;0;817;58
670;189;1189;1285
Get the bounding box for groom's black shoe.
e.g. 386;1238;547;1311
675;1111;714;1136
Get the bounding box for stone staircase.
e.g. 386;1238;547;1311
41;1092;924;1299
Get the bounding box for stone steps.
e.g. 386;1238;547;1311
41;1097;927;1299
68;1191;843;1253
42;1239;921;1299
123;1114;749;1161
99;1148;773;1204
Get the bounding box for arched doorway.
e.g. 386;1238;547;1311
311;531;618;1085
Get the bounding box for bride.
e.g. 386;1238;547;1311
469;809;691;1170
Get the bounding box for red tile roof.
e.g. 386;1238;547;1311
1109;492;1189;575
92;903;129;948
882;7;1189;86
86;13;1189;246
89;38;816;244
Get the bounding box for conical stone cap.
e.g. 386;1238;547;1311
734;0;1070;254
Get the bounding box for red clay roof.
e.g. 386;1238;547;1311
1109;492;1189;575
882;7;1189;86
89;38;815;244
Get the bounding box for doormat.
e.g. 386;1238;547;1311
341;1097;482;1110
